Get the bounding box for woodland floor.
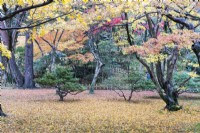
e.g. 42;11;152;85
0;89;200;133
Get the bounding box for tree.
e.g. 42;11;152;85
101;68;155;102
87;31;104;94
0;41;11;117
0;0;75;87
35;66;85;101
24;30;35;88
124;30;199;111
0;12;24;87
36;29;65;72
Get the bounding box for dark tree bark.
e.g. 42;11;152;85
0;104;6;117
192;42;200;66
162;82;181;111
8;53;24;87
0;0;53;21
56;87;68;101
0;12;24;87
113;89;134;102
0;29;24;87
24;31;35;88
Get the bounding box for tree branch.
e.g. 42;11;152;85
55;29;64;48
41;37;54;49
0;0;54;21
165;14;194;30
34;39;44;57
0;11;74;30
179;77;191;88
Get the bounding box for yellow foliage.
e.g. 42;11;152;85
0;43;11;59
144;54;167;63
0;62;5;70
188;72;199;78
0;43;11;70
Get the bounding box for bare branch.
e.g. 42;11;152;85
69;91;84;95
34;39;44;57
55;29;64;48
41;37;54;49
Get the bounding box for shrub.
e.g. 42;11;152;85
100;70;155;101
35;66;85;101
173;71;200;92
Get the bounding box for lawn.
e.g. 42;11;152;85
0;89;200;133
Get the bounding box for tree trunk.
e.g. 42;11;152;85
161;82;181;111
24;31;35;88
0;17;24;87
50;49;56;72
59;95;64;101
9;53;24;87
128;89;134;102
0;104;6;117
192;42;200;66
0;19;11;86
89;61;103;94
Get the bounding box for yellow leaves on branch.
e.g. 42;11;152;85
0;0;75;6
188;62;199;68
188;72;199;78
0;62;5;70
144;54;167;63
0;0;44;6
0;43;11;70
0;43;11;59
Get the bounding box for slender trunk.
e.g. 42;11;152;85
88;33;104;94
90;61;103;94
50;50;56;72
24;31;35;88
128;89;134;102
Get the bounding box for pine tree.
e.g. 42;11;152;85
35;66;85;101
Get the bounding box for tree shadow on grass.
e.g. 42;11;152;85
31;99;82;103
106;98;153;104
145;95;200;101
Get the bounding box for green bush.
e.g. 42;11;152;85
35;66;85;100
100;70;155;101
173;71;200;92
100;70;155;91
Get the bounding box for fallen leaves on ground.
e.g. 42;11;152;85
0;89;200;133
